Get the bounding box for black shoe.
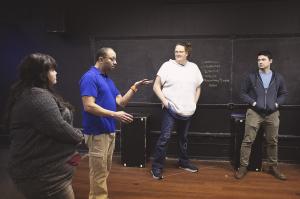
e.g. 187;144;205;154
269;166;287;181
235;166;248;179
178;162;198;173
151;168;163;180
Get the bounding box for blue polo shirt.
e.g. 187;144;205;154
79;66;120;135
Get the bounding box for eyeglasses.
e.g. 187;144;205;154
108;57;116;62
103;56;116;62
98;56;117;62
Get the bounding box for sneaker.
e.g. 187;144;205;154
151;168;163;180
178;162;198;173
235;166;248;179
269;166;287;181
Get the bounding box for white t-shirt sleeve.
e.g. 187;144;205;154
194;64;204;86
157;62;168;85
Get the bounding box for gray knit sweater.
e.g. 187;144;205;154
8;87;83;194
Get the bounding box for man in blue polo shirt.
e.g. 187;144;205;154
79;47;152;199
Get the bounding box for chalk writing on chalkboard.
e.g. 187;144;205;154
200;60;230;88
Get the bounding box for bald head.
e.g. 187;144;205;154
95;47;115;63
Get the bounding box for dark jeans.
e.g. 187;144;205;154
152;108;191;170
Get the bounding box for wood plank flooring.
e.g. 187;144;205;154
73;156;300;199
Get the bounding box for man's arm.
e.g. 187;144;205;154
276;75;288;105
115;90;135;108
116;79;153;107
240;75;256;105
82;96;133;123
153;76;168;108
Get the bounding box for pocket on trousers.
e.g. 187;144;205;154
245;109;260;128
269;111;280;128
89;135;106;158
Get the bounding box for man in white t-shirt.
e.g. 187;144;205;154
151;42;203;180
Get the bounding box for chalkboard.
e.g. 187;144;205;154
93;38;232;104
93;37;300;105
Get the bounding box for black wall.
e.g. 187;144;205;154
1;0;299;162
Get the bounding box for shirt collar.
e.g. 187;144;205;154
92;66;108;77
259;69;272;75
171;59;188;66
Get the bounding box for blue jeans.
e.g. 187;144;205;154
152;108;191;170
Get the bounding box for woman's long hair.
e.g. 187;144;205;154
4;53;73;130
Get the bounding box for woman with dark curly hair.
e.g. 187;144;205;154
5;53;84;199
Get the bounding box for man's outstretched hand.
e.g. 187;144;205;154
134;79;153;87
114;111;133;123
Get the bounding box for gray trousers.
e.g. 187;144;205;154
240;109;280;167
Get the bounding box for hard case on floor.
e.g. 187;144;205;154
120;114;149;168
231;113;263;171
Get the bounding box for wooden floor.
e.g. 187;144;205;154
73;156;300;199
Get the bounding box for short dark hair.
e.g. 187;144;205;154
95;47;112;62
257;50;273;60
175;42;192;58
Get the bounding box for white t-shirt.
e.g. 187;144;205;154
157;59;203;116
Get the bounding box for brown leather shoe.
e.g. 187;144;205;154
235;166;248;179
269;166;287;180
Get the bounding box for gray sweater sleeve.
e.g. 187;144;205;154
30;88;83;145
